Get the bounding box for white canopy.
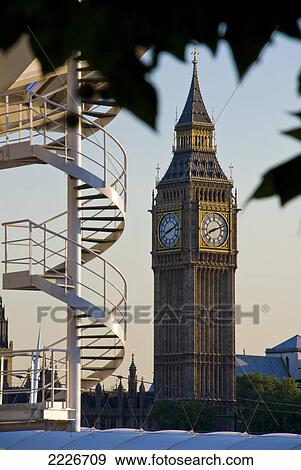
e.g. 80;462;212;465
1;429;301;450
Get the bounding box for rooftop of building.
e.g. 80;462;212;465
236;354;290;380
266;335;301;354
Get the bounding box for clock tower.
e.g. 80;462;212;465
151;52;238;430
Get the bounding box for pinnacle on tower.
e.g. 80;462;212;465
128;353;138;396
175;48;212;129
139;377;145;394
129;353;136;373
0;297;8;349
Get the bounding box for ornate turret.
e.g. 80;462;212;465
139;377;145;395
117;376;124;395
0;297;8;349
128;353;137;397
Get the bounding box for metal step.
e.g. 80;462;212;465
78;335;118;339
82;98;116;107
76;313;98;319
81;227;122;233
81;356;121;361
80;216;123;221
77;324;107;329
81;237;113;243
55;283;75;288
77;65;95;72
46;145;66;150
79;205;118;210
79;77;105;83
43;274;66;279
81;367;115;372
80;345;124;350
77;194;107;200
82;123;99;129
80;336;119;340
74;183;90;190
83;111;115;119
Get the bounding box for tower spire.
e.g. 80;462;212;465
0;297;8;349
191;46;199;66
175;50;212;129
158;49;228;185
128;353;137;397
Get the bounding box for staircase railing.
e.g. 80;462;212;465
2;218;127;327
0;347;68;406
0;91;127;206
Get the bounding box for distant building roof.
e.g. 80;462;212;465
266;335;301;354
1;429;301;450
236;355;289;380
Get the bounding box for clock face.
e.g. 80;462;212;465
159;212;180;248
201;213;228;247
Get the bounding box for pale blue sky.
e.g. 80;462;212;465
1;33;301;387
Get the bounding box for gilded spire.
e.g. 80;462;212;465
192;46;199;66
176;48;212;129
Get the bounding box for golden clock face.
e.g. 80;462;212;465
201;213;228;247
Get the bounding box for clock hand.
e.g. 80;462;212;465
207;223;226;235
165;223;178;236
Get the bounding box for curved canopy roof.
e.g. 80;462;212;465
1;429;301;450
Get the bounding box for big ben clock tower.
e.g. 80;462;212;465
152;51;238;430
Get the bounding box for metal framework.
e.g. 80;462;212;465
0;55;127;431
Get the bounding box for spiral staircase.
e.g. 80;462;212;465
0;57;127;427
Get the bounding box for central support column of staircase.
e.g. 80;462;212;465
67;55;82;432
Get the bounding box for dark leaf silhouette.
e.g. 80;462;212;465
283;128;301;141
250;154;301;206
0;3;300;198
0;3;300;128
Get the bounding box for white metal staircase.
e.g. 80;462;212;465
0;60;127;400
